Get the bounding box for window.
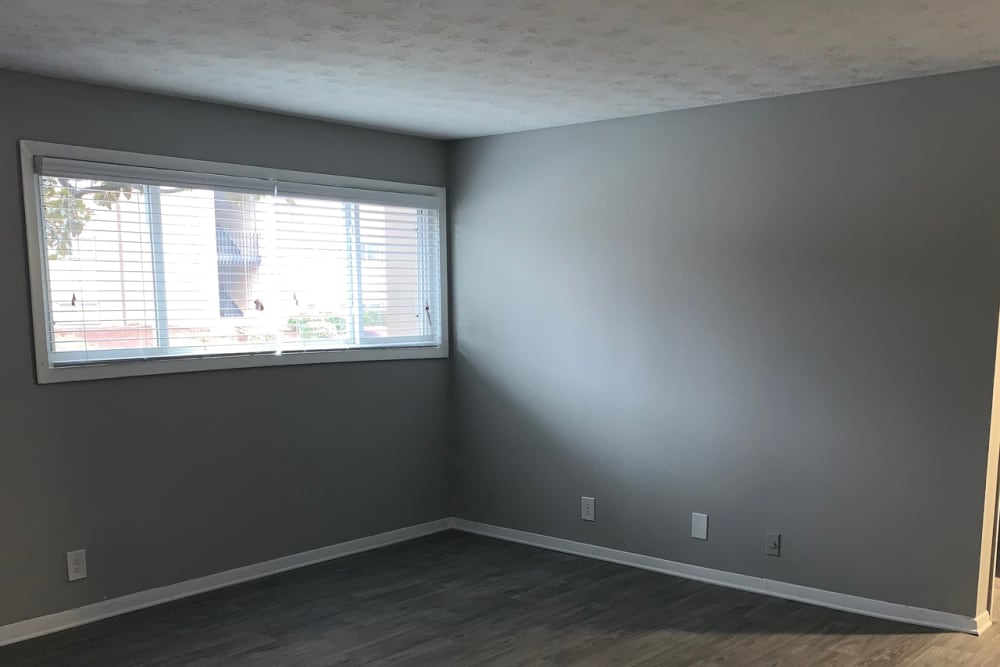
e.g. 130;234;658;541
21;141;448;383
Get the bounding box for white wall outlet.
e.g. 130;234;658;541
766;532;782;556
691;513;709;540
67;549;87;581
581;496;596;522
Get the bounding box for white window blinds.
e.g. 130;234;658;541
24;144;447;382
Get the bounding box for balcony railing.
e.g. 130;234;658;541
216;228;261;267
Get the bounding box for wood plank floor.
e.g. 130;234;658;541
1;531;998;666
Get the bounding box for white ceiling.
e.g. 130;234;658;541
2;1;1000;139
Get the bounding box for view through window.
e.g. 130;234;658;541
25;145;445;381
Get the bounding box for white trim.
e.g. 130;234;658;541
39;344;448;384
975;611;993;635
20;142;50;383
451;519;988;636
19;140;449;384
25;141;443;198
2;516;985;650
0;519;452;648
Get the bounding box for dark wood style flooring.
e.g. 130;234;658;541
1;531;998;666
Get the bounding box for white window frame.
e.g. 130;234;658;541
20;140;449;384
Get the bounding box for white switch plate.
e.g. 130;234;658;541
691;513;709;540
67;549;87;582
581;496;596;522
766;532;782;556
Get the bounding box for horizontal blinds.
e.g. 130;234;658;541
37;157;276;196
37;157;440;208
36;160;442;367
277;181;440;209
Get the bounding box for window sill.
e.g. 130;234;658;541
36;343;448;384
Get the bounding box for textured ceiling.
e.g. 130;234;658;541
2;1;1000;138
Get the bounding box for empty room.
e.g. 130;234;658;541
1;1;1000;665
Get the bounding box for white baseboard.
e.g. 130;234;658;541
451;518;988;636
0;518;452;648
1;516;987;649
975;611;993;635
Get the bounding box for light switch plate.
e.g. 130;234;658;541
691;513;708;540
766;532;782;556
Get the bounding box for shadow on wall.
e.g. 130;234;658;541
452;349;601;527
448;316;988;615
449;344;776;565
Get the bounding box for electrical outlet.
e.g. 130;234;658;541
581;496;596;522
691;513;709;540
765;532;781;557
67;549;87;581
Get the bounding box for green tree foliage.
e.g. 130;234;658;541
42;183;290;261
42;178;135;260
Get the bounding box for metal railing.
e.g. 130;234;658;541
216;228;261;267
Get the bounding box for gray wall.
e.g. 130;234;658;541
0;70;449;626
4;63;999;628
449;68;1000;616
